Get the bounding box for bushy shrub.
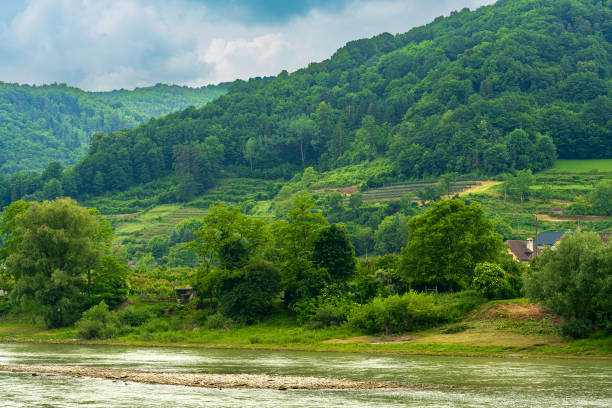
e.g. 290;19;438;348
434;290;487;321
473;262;511;299
348;292;442;334
293;284;353;326
0;301;12;317
312;303;351;327
204;312;235;330
76;301;121;339
119;307;153;327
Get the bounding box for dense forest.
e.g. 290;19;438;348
2;0;612;205
0;82;228;174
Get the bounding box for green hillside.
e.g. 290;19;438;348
56;0;610;200
2;0;612;209
0;82;228;174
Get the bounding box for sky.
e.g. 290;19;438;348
0;0;497;91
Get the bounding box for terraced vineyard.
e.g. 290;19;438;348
360;180;484;202
110;178;281;243
113;204;207;242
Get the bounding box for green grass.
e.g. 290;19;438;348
2;299;611;359
544;159;612;173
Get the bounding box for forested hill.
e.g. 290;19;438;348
0;82;228;174
5;0;612;203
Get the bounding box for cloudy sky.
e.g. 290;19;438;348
0;0;496;91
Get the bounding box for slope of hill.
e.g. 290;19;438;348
4;0;612;205
0;82;228;174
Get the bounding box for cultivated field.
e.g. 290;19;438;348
544;159;612;173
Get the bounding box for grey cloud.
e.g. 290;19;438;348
0;0;496;90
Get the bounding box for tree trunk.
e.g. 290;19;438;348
300;140;305;165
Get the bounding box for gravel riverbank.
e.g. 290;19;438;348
0;364;440;390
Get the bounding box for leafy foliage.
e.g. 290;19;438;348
311;224;356;282
0;82;227;174
11;0;610;206
525;231;612;338
0;198;126;327
472;262;510;300
76;301;121;339
400;199;504;291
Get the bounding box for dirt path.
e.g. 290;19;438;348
459;180;501;195
0;364;439;390
536;214;611;222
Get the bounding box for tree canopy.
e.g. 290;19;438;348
5;0;610;207
0;82;228;174
400;199;503;292
0;198;127;327
525;231;612;338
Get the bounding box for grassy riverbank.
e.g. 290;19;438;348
1;300;610;359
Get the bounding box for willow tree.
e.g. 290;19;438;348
1;198;124;327
400;199;503;292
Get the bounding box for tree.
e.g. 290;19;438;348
244;137;256;170
274;194;328;307
1;198;119;327
438;172;458;197
525;232;611;338
472;262;509;299
483;144;510;175
274;194;327;263
589;180;612;216
400;199;503;292
373;214;410;255
193;203;268;271
40;162;63;184
217;260;281;323
288;116;319;166
312;224;356;282
417;184;441;205
90;255;129;308
147;237;170;261
167;243;200;267
507;129;536;170
504;169;534;202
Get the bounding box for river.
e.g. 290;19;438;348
0;343;610;407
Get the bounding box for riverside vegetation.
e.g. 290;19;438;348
1;0;611;357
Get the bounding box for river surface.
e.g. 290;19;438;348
0;343;610;407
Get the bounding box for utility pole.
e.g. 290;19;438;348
534;214;538;256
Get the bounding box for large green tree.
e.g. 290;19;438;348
311;224;356;282
400;199;503;291
193;203;268;270
525;232;612;338
1;198;125;327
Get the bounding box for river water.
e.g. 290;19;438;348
0;343;610;407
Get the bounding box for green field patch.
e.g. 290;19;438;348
544;159;612;173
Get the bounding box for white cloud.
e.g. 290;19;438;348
0;0;497;91
200;34;289;83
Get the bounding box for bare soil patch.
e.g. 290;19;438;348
459;180;501;195
536;214;610;222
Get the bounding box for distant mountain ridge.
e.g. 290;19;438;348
0;82;228;174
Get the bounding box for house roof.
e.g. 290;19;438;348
537;231;566;246
505;240;534;262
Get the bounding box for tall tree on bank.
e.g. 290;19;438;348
525;232;612;338
400;199;503;292
0;198;126;327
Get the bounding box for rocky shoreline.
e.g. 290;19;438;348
0;364;441;390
